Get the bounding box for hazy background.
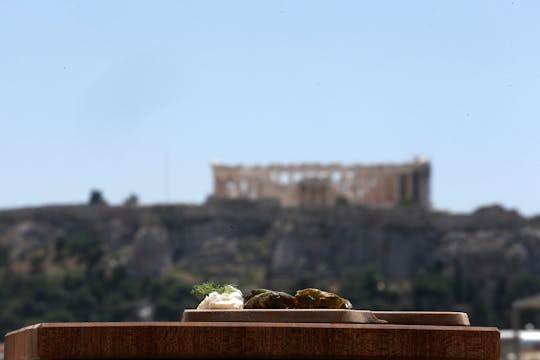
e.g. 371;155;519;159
1;0;539;215
3;4;540;353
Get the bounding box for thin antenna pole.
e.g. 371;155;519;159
164;151;171;203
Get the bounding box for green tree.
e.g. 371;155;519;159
412;273;453;310
88;189;107;206
341;266;401;310
0;244;9;268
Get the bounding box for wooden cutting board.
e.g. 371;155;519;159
182;310;470;326
373;311;470;326
182;309;386;324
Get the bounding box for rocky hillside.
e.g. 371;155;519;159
0;200;539;334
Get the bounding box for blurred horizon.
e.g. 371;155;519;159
1;1;539;215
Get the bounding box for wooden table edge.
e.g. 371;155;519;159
11;321;499;331
5;322;500;360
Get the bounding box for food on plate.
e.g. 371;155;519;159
190;283;353;310
191;282;243;310
294;288;353;309
243;288;272;303
244;290;296;309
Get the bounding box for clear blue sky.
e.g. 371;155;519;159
1;1;539;215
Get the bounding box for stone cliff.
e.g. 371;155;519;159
1;201;538;293
2;200;540;328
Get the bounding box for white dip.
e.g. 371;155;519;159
196;288;244;310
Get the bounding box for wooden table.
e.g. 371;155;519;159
5;322;500;360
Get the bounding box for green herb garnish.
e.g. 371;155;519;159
191;282;238;300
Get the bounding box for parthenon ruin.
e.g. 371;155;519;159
212;158;430;208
